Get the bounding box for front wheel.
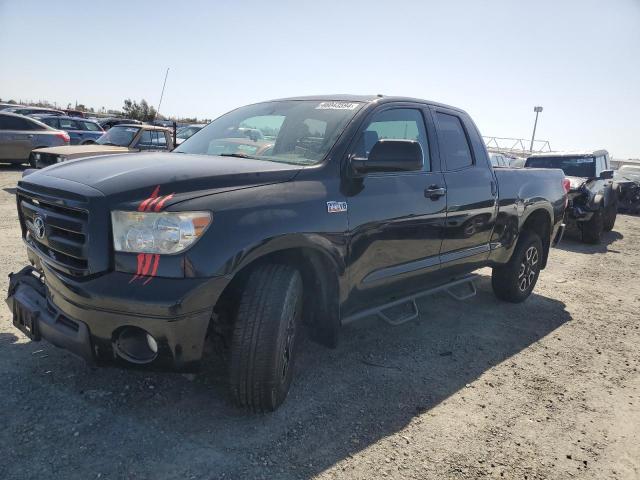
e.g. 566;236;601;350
603;197;618;232
492;231;543;303
229;263;303;412
582;208;604;244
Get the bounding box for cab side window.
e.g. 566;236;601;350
436;112;473;170
355;108;430;171
136;130;153;148
595;155;606;175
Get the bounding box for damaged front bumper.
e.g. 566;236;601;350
6;263;227;372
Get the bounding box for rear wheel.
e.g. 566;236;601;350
492;231;543;303
582;208;604;244
603;196;618;232
229;263;303;412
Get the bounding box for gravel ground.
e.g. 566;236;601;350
0;164;638;480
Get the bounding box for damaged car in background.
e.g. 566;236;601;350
525;150;617;244
614;165;640;214
29;124;175;168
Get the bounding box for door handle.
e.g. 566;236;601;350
424;185;446;199
27;134;34;138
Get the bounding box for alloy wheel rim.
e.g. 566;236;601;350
518;245;539;292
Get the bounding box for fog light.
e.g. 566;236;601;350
146;333;158;353
114;326;158;364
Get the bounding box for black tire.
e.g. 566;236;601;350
82;140;96;145
603;196;618;232
27;152;37;169
229;264;303;412
492;231;543;303
582;208;604;244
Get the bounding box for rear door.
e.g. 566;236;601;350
432;107;497;272
344;103;447;315
58;118;83;144
0;115;37;160
79;120;104;142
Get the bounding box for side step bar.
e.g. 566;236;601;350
342;274;478;326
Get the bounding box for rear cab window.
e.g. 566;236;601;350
435;112;473;170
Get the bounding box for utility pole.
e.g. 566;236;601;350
156;67;170;120
530;106;543;152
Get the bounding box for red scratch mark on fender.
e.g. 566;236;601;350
154;194;174;211
143;255;160;285
130;186;175;285
138;185;160;212
129;253;146;283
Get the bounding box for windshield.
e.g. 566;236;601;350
177;125;203;139
174;100;364;165
525;156;596;177
97;126;140;146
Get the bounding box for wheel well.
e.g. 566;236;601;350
521;209;551;268
212;248;341;348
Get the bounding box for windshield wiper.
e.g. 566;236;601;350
218;152;258;159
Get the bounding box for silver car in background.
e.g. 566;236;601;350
0;113;70;166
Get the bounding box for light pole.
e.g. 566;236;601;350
530;106;543;152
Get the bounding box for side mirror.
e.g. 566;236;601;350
351;139;423;174
600;169;614;180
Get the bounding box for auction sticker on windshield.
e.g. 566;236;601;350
316;102;359;110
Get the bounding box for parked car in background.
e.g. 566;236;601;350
0;112;69;165
509;157;526;168
488;152;509;167
525;150;617;243
614;165;640;214
175;124;206;145
64;109;86;118
33;115;104;145
98;117;142;130
31;124;173;167
4;106;65;117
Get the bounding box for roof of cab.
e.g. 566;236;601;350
528;149;609;158
265;94;468;114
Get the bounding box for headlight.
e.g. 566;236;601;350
111;210;212;254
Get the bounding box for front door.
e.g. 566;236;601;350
344;105;447;316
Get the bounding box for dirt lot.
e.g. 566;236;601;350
0;164;638;480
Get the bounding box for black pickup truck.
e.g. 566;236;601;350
525;150;617;243
7;95;567;412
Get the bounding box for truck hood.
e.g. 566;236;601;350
29;152;303;204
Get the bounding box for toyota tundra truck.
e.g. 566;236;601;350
7;95;567;412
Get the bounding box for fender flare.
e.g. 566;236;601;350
217;233;346;347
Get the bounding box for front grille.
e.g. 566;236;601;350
19;193;89;275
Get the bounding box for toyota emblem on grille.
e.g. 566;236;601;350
32;215;46;240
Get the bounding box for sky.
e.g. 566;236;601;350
0;0;639;158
